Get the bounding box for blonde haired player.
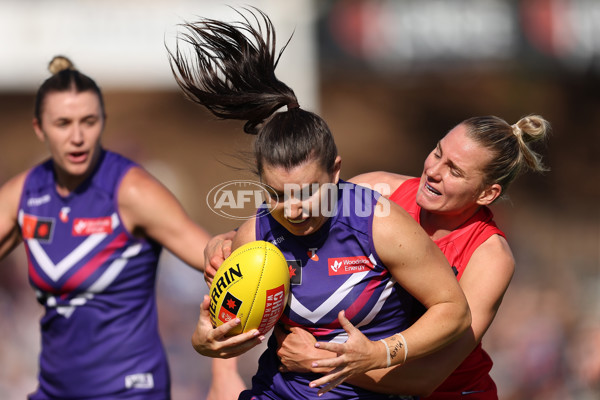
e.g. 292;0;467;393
276;115;550;398
0;55;235;399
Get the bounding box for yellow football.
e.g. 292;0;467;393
209;240;290;336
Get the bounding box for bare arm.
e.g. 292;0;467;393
307;199;471;391
348;234;514;395
373;198;471;361
204;230;236;287
0;172;27;260
118;166;211;271
207;357;247;400
278;225;513;396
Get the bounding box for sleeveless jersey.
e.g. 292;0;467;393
390;178;505;400
18;150;169;400
241;181;417;400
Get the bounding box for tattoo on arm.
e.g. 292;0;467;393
389;336;404;363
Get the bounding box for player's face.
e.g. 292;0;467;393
33;90;104;192
416;124;494;218
262;156;341;237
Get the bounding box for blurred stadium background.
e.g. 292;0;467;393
0;0;598;399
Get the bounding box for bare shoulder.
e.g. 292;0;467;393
372;197;453;277
0;170;29;207
349;171;414;196
465;233;515;285
118;166;163;203
473;234;514;267
117;165;180;234
372;197;429;252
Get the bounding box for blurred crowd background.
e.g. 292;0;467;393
0;0;598;399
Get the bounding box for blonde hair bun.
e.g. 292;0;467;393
48;56;75;75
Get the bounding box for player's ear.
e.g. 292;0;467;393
32;118;46;142
332;156;342;184
476;183;501;206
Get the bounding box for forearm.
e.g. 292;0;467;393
371;300;470;375
212;357;239;378
347;327;479;395
397;300;471;364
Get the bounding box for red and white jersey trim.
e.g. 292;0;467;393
18;211;120;282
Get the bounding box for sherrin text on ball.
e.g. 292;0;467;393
209;240;290;335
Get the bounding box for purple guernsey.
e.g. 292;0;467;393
18;150;169;400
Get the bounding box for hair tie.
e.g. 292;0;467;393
511;123;522;138
287;100;300;110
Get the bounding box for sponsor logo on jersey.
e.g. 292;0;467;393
328;256;373;275
287;259;302;285
27;194;51;207
125;373;154;389
217;292;242;323
72;217;113;236
22;213;54;242
59;207;71;223
308;247;319;261
271;235;284;245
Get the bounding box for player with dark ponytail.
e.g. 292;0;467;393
169;9;337;176
170;9;472;399
277;114;551;399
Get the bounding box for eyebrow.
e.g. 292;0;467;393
437;141;466;176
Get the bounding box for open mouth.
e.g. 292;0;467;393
425;182;442;196
68;151;88;163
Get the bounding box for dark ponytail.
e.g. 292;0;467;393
168;8;337;175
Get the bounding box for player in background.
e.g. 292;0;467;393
0;56;241;399
274;114;551;398
168;8;471;399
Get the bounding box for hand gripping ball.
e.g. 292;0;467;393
209;240;290;336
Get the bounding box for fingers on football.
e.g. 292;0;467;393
204;267;216;287
211;317;242;340
216;330;263;358
201;295;211;310
222;239;232;258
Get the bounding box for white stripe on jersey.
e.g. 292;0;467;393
289;270;369;324
88;243;142;292
330;278;396;343
21;212;120;281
